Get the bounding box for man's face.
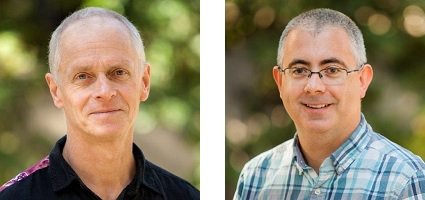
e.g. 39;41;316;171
273;26;372;134
45;17;150;139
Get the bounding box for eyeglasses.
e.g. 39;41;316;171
277;64;365;85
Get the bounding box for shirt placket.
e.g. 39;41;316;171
308;158;335;200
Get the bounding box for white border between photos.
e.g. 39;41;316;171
200;0;225;199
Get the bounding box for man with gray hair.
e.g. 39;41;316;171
0;7;199;199
234;8;425;199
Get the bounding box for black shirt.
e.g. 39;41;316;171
0;136;200;200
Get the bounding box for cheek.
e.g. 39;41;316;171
62;89;90;113
336;84;359;106
281;83;301;99
346;80;362;98
121;85;141;105
280;88;298;110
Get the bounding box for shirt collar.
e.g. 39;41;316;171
293;114;371;175
48;136;80;192
331;114;371;174
133;142;163;196
48;136;164;197
293;136;308;173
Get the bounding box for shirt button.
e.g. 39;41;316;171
314;188;321;195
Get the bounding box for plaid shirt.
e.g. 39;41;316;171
234;115;425;199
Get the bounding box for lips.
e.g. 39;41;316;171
90;109;122;115
303;103;331;109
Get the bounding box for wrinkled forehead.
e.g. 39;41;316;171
57;16;137;65
61;16;132;44
57;17;139;73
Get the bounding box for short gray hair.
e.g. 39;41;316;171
277;8;366;66
48;7;145;77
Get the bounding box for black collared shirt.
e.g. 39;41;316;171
0;136;200;200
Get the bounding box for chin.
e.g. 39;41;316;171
308;126;332;134
300;120;334;134
86;124;130;138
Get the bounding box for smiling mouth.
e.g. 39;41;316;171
304;104;331;109
91;109;121;114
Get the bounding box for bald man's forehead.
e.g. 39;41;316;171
59;16;133;51
61;16;130;39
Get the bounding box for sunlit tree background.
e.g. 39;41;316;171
226;0;425;198
0;0;199;188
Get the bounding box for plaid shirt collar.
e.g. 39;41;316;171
293;114;371;175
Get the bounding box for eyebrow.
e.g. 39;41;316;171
286;58;347;68
319;58;347;67
70;60;132;71
287;59;310;67
70;65;91;71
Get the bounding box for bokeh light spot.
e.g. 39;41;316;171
0;32;37;78
246;113;270;137
253;6;275;29
403;5;425;37
226;2;240;27
0;132;19;155
368;13;391;35
226;118;248;145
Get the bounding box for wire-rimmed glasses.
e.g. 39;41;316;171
277;64;365;85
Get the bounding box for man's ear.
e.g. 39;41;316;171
140;63;151;102
273;66;283;90
359;64;373;98
45;73;64;108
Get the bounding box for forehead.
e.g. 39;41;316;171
58;17;137;71
60;16;133;51
282;26;356;66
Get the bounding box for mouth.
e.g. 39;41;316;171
90;109;122;115
303;103;332;109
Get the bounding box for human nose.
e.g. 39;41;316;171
304;72;326;94
93;75;117;100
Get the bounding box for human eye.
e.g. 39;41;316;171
290;67;309;77
110;68;130;80
323;66;344;77
72;72;94;85
73;72;92;80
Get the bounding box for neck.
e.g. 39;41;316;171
297;133;340;173
63;133;135;200
297;119;360;173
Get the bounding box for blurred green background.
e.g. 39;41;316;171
0;0;199;188
226;0;425;198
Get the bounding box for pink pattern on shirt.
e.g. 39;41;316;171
0;156;50;192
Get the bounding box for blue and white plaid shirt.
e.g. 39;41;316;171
234;115;425;199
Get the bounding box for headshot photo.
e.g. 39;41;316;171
226;1;425;199
0;1;199;199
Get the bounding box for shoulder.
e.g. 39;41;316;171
0;157;52;199
362;130;425;195
366;131;425;171
145;160;199;199
241;139;294;174
398;167;425;198
234;139;294;199
237;139;294;188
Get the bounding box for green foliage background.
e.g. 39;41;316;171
226;0;425;198
0;0;199;188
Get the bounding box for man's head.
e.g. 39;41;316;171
48;7;146;79
45;7;150;140
277;8;366;67
273;8;373;135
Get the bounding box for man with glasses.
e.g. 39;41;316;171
234;8;425;199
